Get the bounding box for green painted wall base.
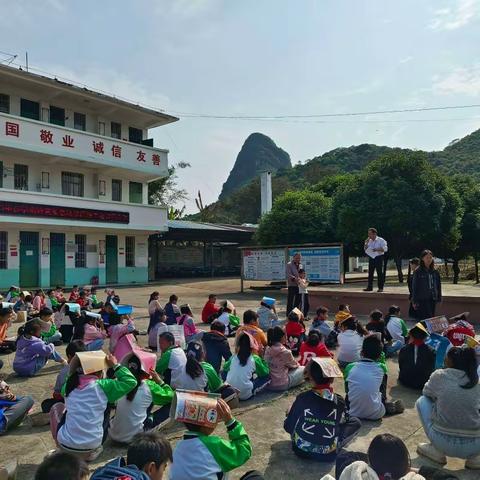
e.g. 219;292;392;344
118;267;148;284
1;267;148;289
0;269;20;289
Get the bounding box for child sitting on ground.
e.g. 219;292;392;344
236;310;268;356
109;356;174;444
13;319;66;377
68;285;80;302
175;341;238;405
169;398;252;480
107;314;137;354
344;335;404;420
284;357;361;462
201;294;220;324
264;326;305;391
91;431;172;480
164;294;181;325
0;306;16;353
285;309;307;356
73;312;107;352
39;307;62;346
311;306;338;349
41;340;86;413
331;433;447;480
224;332;270;400
34;451;89;480
148;307;167;350
384;305;408;356
202;321;232;373
334;304;351;330
299;330;333;366
217;300;240;337
52;352;136;461
257;297;279;331
366;309;387;343
155;332;187;388
398;323;436;390
337;315;366;369
0;379;34;435
177;304;203;343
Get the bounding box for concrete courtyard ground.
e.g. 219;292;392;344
1;277;478;479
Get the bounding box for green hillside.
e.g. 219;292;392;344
191;127;480;224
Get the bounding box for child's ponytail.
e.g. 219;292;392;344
185;341;205;379
126;356;143;401
65;371;81;397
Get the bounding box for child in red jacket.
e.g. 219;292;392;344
299;330;333;366
285;309;306;356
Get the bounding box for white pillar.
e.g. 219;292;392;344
260;171;272;216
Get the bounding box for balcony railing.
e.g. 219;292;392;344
0;188;167;232
0;112;168;179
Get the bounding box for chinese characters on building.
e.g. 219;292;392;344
2;119;162;167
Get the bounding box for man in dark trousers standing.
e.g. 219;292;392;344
286;253;302;314
363;228;388;292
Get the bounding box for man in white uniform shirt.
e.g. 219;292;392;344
363;227;388;292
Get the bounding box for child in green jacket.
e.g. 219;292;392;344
169;398;251;479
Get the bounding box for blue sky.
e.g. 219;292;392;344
1;0;480;212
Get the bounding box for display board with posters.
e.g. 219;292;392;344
242;248;286;281
240;244;343;290
288;246;343;283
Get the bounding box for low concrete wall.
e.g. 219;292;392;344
307;288;480;322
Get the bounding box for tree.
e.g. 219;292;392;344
450;175;480;283
256;190;333;245
332;151;462;282
148;162;191;210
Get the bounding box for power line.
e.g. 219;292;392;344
3;60;480;123
170;104;480;119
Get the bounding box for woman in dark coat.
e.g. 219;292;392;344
411;250;442;320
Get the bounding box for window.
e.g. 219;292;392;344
112;179;122;202
75;234;86;268
41;172;50;189
0;94;9;114
111;122;121;139
98;180;106;196
74;112;86;131
62;172;84;197
125;236;135;267
0;232;6;269
20;98;40;120
49;105;65;126
14;164;28;190
129;127;143;144
129;182;143;204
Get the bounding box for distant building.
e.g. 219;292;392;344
0;64;178;289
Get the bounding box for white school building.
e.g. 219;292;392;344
0;63;178;289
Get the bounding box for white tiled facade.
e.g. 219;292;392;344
0;64;178;289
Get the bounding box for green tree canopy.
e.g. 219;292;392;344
331;151;462;279
256;190;332;245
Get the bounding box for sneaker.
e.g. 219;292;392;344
385;399;405;415
85;445;103;462
417;443;447;465
377;289;384;292
466;453;480;469
363;288;373;292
